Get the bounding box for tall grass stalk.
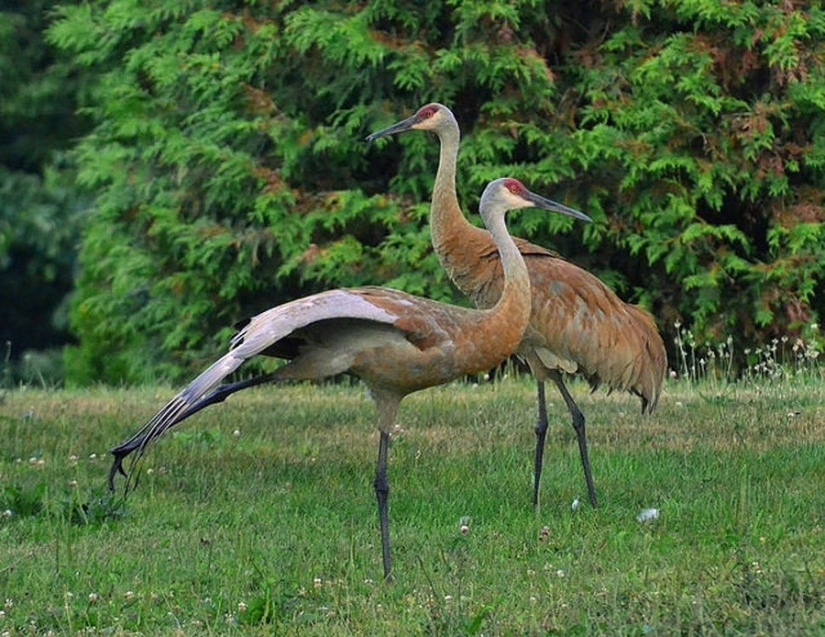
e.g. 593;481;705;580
673;322;823;389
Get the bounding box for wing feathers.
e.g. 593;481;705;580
111;289;404;464
471;253;666;410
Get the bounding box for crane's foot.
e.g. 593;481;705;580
107;453;128;493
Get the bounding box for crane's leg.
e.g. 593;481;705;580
532;380;549;508
374;430;392;582
550;371;598;508
108;373;279;492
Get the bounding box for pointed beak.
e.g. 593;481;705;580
527;191;592;223
365;114;418;142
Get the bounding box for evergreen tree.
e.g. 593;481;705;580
47;0;825;383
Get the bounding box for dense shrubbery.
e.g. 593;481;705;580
43;0;825;384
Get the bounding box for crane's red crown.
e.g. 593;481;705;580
503;178;526;195
417;104;440;120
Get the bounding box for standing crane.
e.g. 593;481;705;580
107;178;591;581
367;103;667;509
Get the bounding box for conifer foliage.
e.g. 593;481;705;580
48;1;825;383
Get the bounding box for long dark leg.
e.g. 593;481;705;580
374;430;392;582
175;374;276;422
550;371;598;508
532;380;549;508
108;372;279;492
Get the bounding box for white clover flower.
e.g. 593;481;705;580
571;498;580;512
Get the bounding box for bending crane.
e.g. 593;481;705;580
367;103;666;508
107;178;591;581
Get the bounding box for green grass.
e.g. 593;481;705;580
1;376;824;635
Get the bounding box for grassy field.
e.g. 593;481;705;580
1;374;824;635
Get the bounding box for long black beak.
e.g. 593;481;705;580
365;114;418;143
527;191;592;223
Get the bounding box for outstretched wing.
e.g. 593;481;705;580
108;289;400;488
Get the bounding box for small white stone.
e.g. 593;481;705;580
637;508;660;523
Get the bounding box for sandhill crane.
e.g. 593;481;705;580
107;178;591;581
367;103;667;509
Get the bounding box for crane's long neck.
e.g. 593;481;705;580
482;210;532;348
430;123;478;280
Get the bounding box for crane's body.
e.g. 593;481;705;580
108;178;590;581
446;229;663;405
367;104;667;508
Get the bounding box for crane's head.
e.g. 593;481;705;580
480;178;591;224
366;103;457;142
